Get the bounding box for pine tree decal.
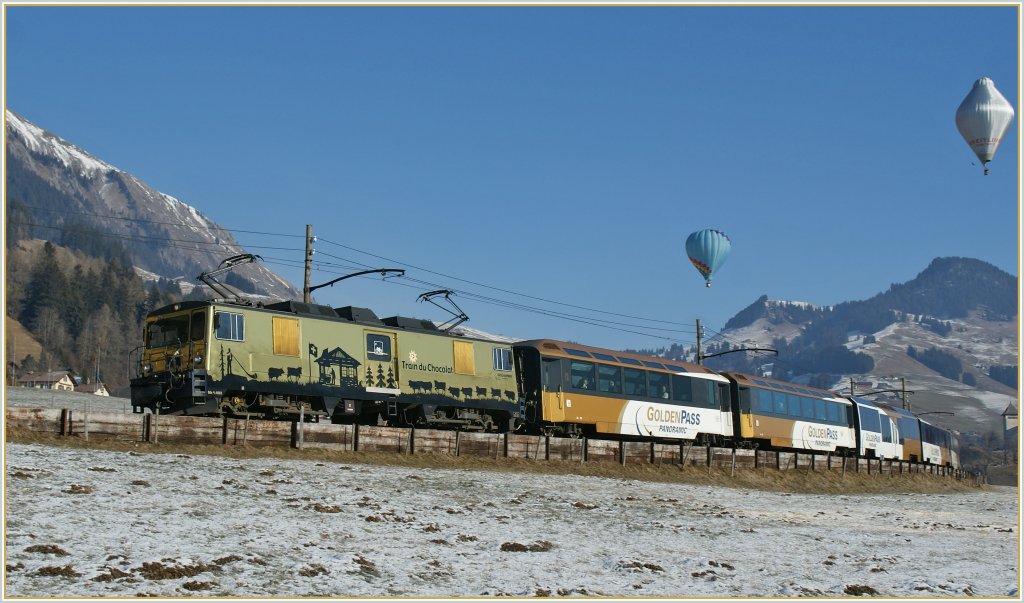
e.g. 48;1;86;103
376;364;386;388
386;366;396;388
364;365;372;387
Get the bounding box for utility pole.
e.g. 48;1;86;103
901;377;909;411
695;319;703;365
303;224;314;303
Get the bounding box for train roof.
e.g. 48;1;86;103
514;339;727;380
146;299;513;342
722;371;850;403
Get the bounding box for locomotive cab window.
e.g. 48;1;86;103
214;311;245;341
190;311;206;342
146;315;190;348
493;348;513;372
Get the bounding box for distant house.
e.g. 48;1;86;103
18;371;75;391
1002;404;1018;462
75;382;110;397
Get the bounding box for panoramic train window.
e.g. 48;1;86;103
898;417;919;443
214;311;244;342
772;391;787;414
592;352;617;362
623;368;647;397
858;406;881;433
565;348;592;358
693;379;714;407
570;361;596;390
671;375;691;403
801;397;815;419
493;348;513;371
672;375;719;409
598;364;621;394
648;372;670;399
146;315;190;348
880;417;893;443
827;401;841;423
787;394;802;417
814;399;828;421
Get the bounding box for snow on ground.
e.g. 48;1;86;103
3;442;1019;599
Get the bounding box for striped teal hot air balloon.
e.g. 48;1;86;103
685;229;731;287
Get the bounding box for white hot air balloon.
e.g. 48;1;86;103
955;77;1015;175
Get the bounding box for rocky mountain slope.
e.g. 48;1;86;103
5;110;301;300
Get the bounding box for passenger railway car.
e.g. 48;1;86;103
130;300;522;430
724;372;856;454
920;418;959;467
875;403;924;463
512;339;733;442
850;396;901;460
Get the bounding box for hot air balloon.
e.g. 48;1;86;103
955;77;1015;175
685;229;731;287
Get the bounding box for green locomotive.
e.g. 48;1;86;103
130;299;523;431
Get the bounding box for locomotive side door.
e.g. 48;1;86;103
364;331;400;394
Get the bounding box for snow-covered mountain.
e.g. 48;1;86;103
5;110;301;300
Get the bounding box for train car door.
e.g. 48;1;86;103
364;331;400;394
542;357;565;422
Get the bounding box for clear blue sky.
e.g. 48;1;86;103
5;4;1020;352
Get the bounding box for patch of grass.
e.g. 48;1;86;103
91;567;133;582
64;484;95;494
352;555;380;577
24;544;70;556
36;565;81;577
500;541;553;552
136;560;213;580
844;584;880;596
182;580;216;591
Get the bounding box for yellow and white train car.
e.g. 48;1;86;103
724;372;856;454
512;339;733;442
850;396;902;460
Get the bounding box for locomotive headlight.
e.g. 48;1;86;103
142;363;153;373
193;355;203;364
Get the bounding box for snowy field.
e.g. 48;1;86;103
3;441;1019;599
